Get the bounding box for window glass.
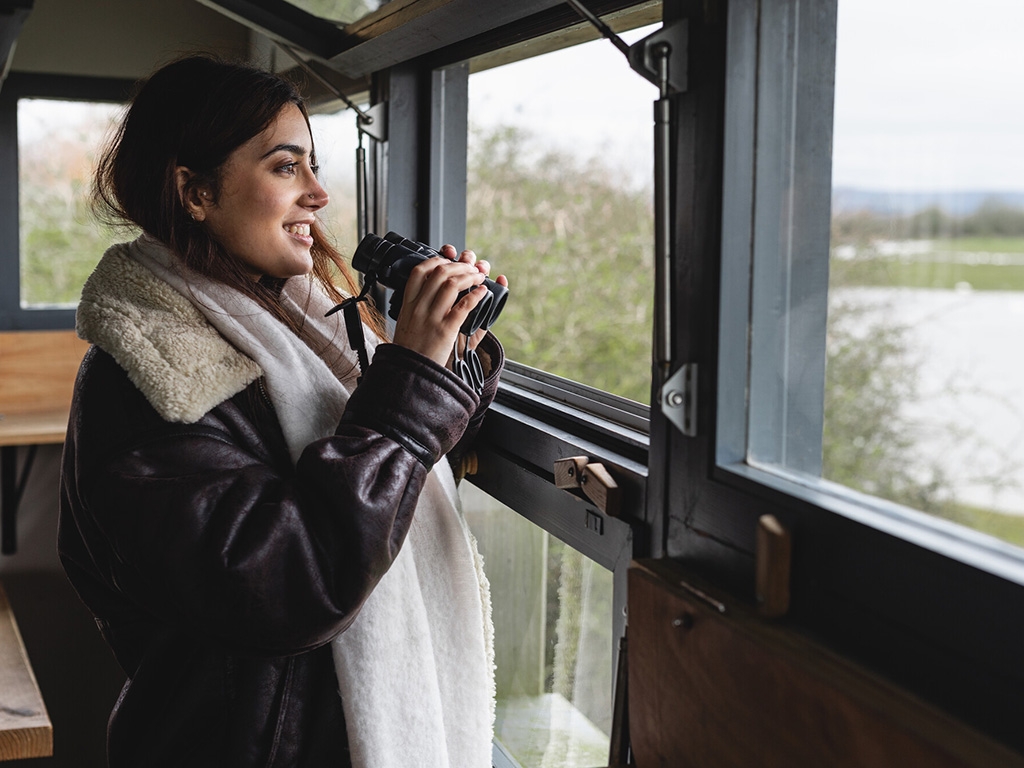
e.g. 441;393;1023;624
466;26;658;404
279;0;386;24
461;483;614;767
18;98;125;308
825;0;1024;546
309;110;362;260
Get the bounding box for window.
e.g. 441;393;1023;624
18;98;124;310
280;0;386;23
461;484;614;768
309;108;364;257
714;0;1024;747
825;0;1024;549
0;73;134;330
719;0;1024;557
465;27;658;404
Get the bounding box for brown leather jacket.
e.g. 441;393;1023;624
58;335;502;767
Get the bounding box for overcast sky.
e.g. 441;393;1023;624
832;0;1024;192
24;5;1024;196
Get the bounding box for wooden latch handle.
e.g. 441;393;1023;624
554;456;589;489
553;456;621;517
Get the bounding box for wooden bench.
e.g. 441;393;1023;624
0;583;51;760
0;330;90;554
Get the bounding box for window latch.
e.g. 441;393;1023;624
553;456;621;517
660;363;698;437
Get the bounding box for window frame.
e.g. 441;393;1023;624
0;72;134;331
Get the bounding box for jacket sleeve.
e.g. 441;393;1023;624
61;343;479;658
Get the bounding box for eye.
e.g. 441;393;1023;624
277;162;299;176
310;163;321;176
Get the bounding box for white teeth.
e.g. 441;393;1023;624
285;223;311;236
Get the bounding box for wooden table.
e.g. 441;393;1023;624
0;330;89;554
0;583;52;760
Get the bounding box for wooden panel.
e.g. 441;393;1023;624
0;331;88;417
628;559;1023;768
0;583;52;760
0;331;88;446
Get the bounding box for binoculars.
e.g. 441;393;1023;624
351;231;508;336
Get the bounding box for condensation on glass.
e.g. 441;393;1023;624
461;483;613;767
464;27;658;404
17;98;124;309
825;0;1024;547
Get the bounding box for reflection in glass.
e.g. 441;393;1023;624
460;483;613;767
18;99;126;308
466;28;658;404
825;0;1024;547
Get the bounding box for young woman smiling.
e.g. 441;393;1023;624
58;55;505;768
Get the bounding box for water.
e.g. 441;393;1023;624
835;287;1024;514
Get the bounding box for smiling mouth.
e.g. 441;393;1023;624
284;223;311;236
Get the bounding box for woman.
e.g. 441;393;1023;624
58;55;504;767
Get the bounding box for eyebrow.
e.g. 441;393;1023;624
260;143;308;160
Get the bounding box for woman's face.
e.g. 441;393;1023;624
198;103;329;279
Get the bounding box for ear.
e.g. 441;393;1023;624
174;166;212;222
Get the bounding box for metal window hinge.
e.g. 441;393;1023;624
660;363;697;437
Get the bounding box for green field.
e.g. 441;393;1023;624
831;237;1024;291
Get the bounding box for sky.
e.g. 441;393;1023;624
310;24;660;193
316;2;1024;197
21;3;1024;198
832;0;1024;192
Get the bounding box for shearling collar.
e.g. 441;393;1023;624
76;243;262;424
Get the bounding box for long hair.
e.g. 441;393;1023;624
94;54;384;340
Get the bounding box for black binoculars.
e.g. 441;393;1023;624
351;231;508;336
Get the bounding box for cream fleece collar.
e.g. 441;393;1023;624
76;242;262;423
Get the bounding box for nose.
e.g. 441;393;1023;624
304;171;329;210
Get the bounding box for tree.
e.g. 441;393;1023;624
466;124;655;404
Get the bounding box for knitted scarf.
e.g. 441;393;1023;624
77;235;495;767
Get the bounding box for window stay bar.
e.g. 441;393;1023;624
563;3;694;436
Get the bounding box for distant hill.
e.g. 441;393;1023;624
832;188;1024;216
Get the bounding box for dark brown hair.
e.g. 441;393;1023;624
94;54;383;339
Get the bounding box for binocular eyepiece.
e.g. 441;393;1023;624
351;231;508;336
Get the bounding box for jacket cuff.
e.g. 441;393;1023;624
340;343;479;468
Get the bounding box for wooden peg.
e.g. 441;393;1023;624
554;456;589;489
454;451;478;481
580;462;621;517
756;514;791;618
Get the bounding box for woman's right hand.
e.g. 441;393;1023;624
391;256;488;367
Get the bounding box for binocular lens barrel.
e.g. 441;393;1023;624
351;231;507;336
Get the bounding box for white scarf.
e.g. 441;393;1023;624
80;235;495;767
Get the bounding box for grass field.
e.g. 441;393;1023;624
831;236;1024;291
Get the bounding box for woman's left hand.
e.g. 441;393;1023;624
438;244;508;351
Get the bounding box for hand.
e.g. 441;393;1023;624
391;251;489;367
441;245;508;352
